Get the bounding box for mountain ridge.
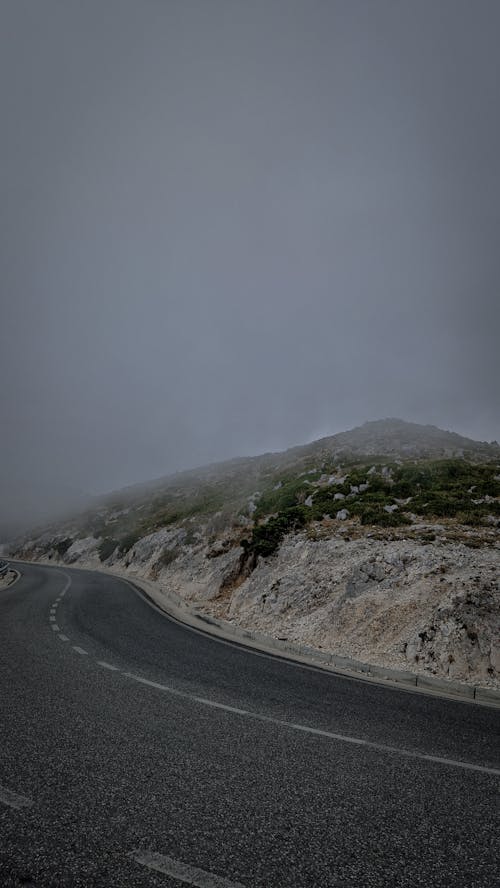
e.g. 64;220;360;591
99;417;500;505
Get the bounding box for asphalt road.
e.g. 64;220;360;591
0;562;499;888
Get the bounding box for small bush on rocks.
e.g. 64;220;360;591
360;508;411;527
55;538;72;558
98;537;118;561
118;531;142;554
241;506;307;558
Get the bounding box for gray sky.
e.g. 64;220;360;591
1;1;499;519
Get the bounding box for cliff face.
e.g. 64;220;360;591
14;516;500;689
10;420;500;688
222;533;499;685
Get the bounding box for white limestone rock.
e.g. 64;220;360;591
336;509;350;520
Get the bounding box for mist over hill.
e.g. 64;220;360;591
1;419;498;544
0;478;92;542
6;417;499;542
96;417;500;507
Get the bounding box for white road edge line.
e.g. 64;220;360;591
49;615;56;622
131;850;245;888
51;624;60;632
0;785;33;810
123;578;400;691
97;661;119;671
122;672;500;778
72;646;88;655
58;634;70;642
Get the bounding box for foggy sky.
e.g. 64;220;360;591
1;0;499;524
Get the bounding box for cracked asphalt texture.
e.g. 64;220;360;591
0;562;499;887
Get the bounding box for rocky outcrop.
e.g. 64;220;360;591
65;536;99;563
12;518;500;688
217;533;499;687
405;577;499;681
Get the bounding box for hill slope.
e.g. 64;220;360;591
10;419;500;688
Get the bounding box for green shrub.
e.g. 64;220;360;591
309;489;345;519
158;546;179;567
367;475;393;494
98;537;118;561
345;469;369;488
350;492;396;510
455;511;486;527
392;466;432;497
360;508;411;527
55;538;72;557
392;459;499;502
242;506;307;558
118;531;142;554
413;495;471;518
145;510;181;530
388;459;500;522
254;479;310;519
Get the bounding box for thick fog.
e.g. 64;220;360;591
1;1;499;533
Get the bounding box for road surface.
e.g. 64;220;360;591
0;562;499;887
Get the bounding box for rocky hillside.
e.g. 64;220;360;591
9;419;500;687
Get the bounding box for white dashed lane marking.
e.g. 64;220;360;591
122;672;500;777
0;785;33;811
132;850;245;888
43;568;500;780
46;573;71;644
57;573;71;597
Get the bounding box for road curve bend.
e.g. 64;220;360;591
1;562;499;887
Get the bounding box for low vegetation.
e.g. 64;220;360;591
241;506;308;558
243;458;499;555
55;538;72;557
98;537;118;561
87;456;499;565
10;423;500;581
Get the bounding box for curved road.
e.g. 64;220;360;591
0;562;499;887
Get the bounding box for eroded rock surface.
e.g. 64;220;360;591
21;519;498;687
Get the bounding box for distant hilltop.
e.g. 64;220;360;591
102;417;500;501
297;418;500;462
3;418;499;540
